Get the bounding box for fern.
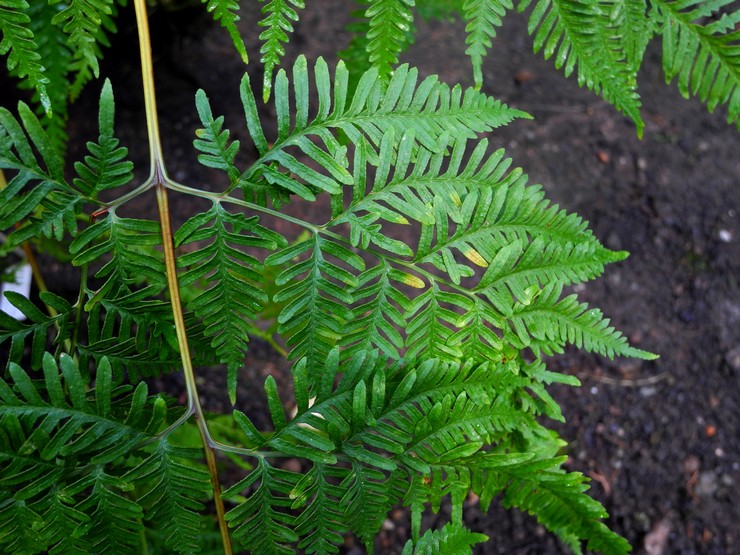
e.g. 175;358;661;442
366;0;417;82
126;442;211;553
463;0;512;89
201;0;248;64
258;0;306;101
518;0;645;134
175;202;287;403
652;0;740;128
402;522;488;554
0;0;51;115
1;2;702;552
50;0;117;81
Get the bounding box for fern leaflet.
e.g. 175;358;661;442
652;0;740;128
0;0;50;114
518;0;644;134
258;0;306;101
201;0;248;65
175;202;287;403
463;0;512;89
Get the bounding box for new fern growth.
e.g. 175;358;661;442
0;1;736;554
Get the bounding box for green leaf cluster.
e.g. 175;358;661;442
2;0;719;552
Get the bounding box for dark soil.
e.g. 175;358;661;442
4;3;738;554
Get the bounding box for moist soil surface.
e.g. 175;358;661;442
5;3;739;554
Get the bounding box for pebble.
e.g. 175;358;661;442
724;347;740;372
640;386;657;397
718;229;732;242
694;471;718;498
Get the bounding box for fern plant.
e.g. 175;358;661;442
0;0;737;553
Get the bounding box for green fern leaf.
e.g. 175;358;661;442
472;456;631;555
0;498;48;554
258;0;306;101
340;261;418;361
126;442;210;554
448;295;505;363
34;489;92;555
232;57;528;206
175;202;287;403
463;0;512;89
194;89;241;187
0;102;76;242
70;213;166;307
0;0;51;115
653;0;740;128
64;468;144;554
266;233;364;388
339;461;400;547
50;0;118;80
0;354;173;552
405;282;467;362
508;282;658;359
402;522;488;554
73;79;134;197
290;464;347;553
518;0;644;134
365;0;417;82
201;0;248;64
224;458;301;554
611;0;652;71
21;2;72;150
0;291;74;370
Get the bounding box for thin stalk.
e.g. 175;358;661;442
133;1;233;552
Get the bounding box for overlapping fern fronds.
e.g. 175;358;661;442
0;354;211;554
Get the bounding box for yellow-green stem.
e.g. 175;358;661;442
133;1;233;552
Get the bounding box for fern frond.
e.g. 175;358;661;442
266;233;364;387
50;0;118;80
340;261;418;361
290;463;347;553
65;468;144;554
653;0;740;128
0;0;51;115
73;79;133;197
0;354;172;552
231;57;528;207
201;0;248;64
70;214;166;307
0;498;48;554
448;295;505;363
475;237;625;303
365;0;417;82
508;282;658;359
0;291;74;370
405;282;467;362
21;1;72;150
175;202;287;403
472;456;631;554
224;458;300;554
402;522;488;554
612;0;652;71
463;0;512;89
339;461;401;547
194;89;241;187
126;442;210;554
518;0;644;134
34;489;92;554
0;102;76;242
258;0;306;101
